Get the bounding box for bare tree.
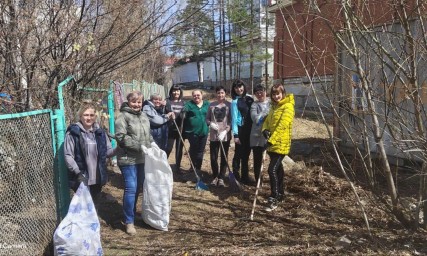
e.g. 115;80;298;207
277;0;427;230
0;0;181;110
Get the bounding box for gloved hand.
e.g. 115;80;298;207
77;173;88;184
218;130;227;141
262;130;271;140
209;122;219;131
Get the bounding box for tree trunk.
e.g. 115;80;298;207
422;162;427;229
212;5;218;84
221;0;226;87
249;0;254;93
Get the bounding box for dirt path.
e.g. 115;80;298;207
97;116;426;255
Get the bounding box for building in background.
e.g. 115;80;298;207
268;0;427;163
267;0;336;110
171;0;275;92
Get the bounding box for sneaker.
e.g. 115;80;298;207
217;179;225;187
265;201;278;212
265;198;278;212
211;177;219;186
126;223;136;235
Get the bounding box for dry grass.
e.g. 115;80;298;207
96;116;427;255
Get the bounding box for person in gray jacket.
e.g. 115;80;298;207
115;91;154;235
142;93;175;151
250;85;270;183
64;101;115;201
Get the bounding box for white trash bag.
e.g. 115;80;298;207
141;143;173;231
53;183;103;256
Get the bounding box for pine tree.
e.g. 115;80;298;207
227;0;270;91
171;0;215;82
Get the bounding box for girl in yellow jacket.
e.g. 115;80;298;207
262;83;295;211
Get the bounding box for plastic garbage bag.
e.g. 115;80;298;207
53;183;103;256
141;143;173;231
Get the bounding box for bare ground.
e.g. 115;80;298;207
96;114;427;256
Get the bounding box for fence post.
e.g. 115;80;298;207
57;75;73;127
54;76;74;219
108;81;116;143
54;108;70;220
108;81;117;166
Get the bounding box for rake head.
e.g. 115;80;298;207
195;180;209;191
228;171;242;192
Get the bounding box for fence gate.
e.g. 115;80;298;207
0;110;57;255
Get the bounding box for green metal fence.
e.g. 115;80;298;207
0;76;161;254
0;109;59;255
60;77;116;154
112;80;168;105
61;79;115;136
0;75;116;255
56;75;119;219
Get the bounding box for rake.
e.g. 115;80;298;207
211;108;242;192
173;119;208;191
250;150;267;220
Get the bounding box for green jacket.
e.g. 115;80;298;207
183;100;210;136
115;102;153;166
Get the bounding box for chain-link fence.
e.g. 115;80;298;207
0;77;167;255
62;86;111;128
0;110;57;255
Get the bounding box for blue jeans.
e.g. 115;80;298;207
119;164;145;224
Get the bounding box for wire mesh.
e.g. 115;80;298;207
0;112;57;255
62;87;110;129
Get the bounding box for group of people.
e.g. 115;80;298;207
63;79;295;235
